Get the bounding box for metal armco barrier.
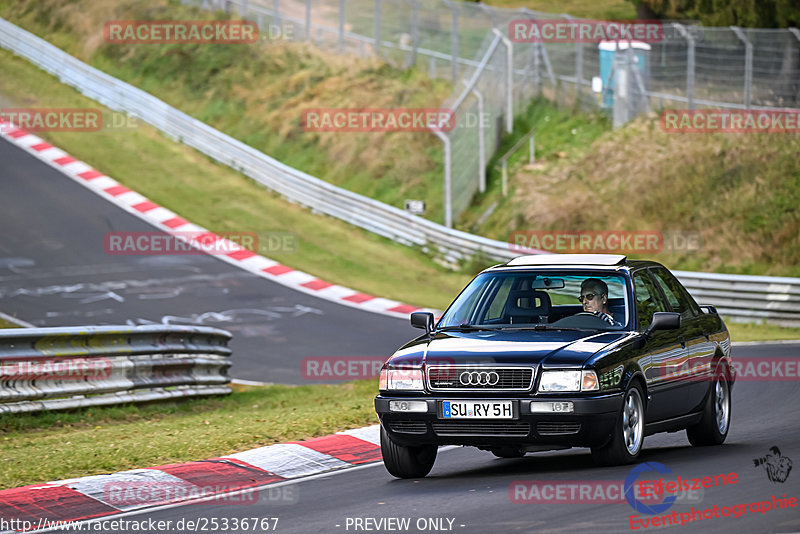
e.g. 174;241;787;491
1;18;798;327
0;325;233;413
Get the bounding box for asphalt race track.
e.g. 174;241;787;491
78;349;800;534
0;137;414;384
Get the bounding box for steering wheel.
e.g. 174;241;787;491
573;312;599;318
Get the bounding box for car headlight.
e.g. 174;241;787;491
379;368;424;391
538;370;599;392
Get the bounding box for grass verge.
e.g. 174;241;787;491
726;320;800;343
0;381;377;490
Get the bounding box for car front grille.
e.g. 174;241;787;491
427;366;535;392
432;421;531;437
387;420;428;434
536;422;581;435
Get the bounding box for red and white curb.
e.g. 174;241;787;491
0;425;381;531
0;119;438;320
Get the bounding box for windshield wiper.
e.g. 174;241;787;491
436;325;503;332
501;325;598;332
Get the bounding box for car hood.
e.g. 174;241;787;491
389;329;630;369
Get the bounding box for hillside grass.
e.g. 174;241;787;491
480;0;636;20
468;110;800;278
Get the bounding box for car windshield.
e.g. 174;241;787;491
438;270;630;330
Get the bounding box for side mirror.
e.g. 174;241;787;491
410;312;434;334
644;312;680;337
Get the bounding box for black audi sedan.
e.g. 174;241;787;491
375;254;734;478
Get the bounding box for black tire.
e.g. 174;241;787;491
591;382;645;466
380;426;437;479
687;364;730;446
491;447;526;459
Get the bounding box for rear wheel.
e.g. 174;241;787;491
591;382;645;466
380;426;437;479
687;364;730;446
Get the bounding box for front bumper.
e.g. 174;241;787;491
375;392;624;448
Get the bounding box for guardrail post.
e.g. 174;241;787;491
493;28;514;134
305;0;312;41
730;26;753;109
374;0;381;55
432;129;453;228
673;23;695;110
338;0;345;51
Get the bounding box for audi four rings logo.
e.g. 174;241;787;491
459;371;500;386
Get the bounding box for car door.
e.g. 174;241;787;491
649;267;713;414
632;269;689;422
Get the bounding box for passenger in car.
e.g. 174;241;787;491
579;278;622;326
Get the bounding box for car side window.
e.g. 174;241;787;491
650;268;699;319
633;271;668;330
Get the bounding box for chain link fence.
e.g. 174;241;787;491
185;0;799;224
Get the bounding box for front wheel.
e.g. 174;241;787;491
380;426;437;478
591;382;645;466
687;364;730;446
491;447;526;458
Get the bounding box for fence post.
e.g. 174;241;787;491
408;0;419;69
432;129;453;228
305;0;311;41
529;133;535;165
492;29;514;134
564;15;583;101
673;23;695;110
465;82;486;193
730;26;753;109
273;0;281;29
502;160;508;196
338;0;345;51
374;0;381;55
444;0;459;83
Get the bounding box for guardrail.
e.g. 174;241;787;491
0;325;232;414
1;18;798;327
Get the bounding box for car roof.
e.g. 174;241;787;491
486;254;666;274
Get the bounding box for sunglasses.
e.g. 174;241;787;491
578;293;601;303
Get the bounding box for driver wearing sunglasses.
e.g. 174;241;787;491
578;278;620;326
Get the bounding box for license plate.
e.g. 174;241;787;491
441;400;514;419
